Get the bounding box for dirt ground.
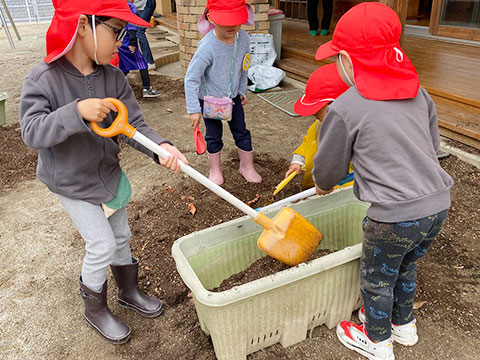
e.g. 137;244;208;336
1;23;480;360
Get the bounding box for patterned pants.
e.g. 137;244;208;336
360;209;448;342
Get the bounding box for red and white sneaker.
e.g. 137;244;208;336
358;307;419;346
336;321;394;360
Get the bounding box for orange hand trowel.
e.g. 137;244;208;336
193;124;206;155
90;98;322;266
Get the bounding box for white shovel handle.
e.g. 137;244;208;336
133;132;259;219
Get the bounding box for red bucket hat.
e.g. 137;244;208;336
197;0;254;34
315;2;419;101
45;0;151;64
294;64;349;116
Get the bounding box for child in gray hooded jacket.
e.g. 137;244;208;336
312;3;453;360
20;0;187;344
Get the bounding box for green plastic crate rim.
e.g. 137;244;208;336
172;188;367;358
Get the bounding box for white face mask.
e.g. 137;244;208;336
338;53;354;86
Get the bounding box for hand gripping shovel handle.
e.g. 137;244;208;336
90;98;264;222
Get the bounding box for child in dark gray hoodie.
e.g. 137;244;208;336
312;3;453;360
20;0;187;344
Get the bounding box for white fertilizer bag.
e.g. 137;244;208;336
249;33;277;67
248;65;286;92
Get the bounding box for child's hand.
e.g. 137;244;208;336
315;184;334;196
240;94;247;105
189;113;202;128
285;163;302;178
129;46;136;54
78;98;118;122
159;143;188;174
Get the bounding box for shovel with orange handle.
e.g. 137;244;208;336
90;98;322;266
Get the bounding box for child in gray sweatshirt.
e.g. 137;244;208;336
20;0;187;344
184;0;262;185
313;3;453;360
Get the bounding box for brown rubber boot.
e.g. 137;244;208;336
110;257;164;318
79;278;131;344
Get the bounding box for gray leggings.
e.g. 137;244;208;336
58;194;132;292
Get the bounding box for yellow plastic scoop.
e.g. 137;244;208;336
273;171;298;196
90;98;322;266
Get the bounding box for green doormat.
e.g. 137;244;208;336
257;89;303;117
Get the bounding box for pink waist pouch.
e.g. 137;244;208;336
202;95;233;121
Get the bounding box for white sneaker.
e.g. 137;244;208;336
148;63;156;71
358;307;419;346
336;321;394;360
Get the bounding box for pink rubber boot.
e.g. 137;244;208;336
238;148;262;183
207;152;224;185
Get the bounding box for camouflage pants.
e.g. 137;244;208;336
360;209;448;342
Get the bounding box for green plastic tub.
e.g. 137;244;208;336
172;188;368;360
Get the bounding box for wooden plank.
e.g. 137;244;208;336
439;127;480;150
429;0;441;35
426;87;480;109
433;94;480;140
275;58;316;80
436;26;480;42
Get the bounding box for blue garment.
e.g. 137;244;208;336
360;209;448;342
200;95;252;153
118;39;148;72
118;2;148;73
184;29;249;114
137;0;156;64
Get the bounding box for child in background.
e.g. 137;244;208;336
117;0;160;98
312;3;453;359
133;0;156;70
307;0;333;36
184;0;262;185
285;63;349;190
20;0;187;344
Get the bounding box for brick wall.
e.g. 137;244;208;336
175;0;270;73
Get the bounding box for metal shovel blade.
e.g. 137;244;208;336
255;208;322;266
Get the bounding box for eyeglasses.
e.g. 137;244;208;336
87;15;127;42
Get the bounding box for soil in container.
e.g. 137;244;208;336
213;248;333;292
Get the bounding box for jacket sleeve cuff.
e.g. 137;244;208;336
61;100;90;137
